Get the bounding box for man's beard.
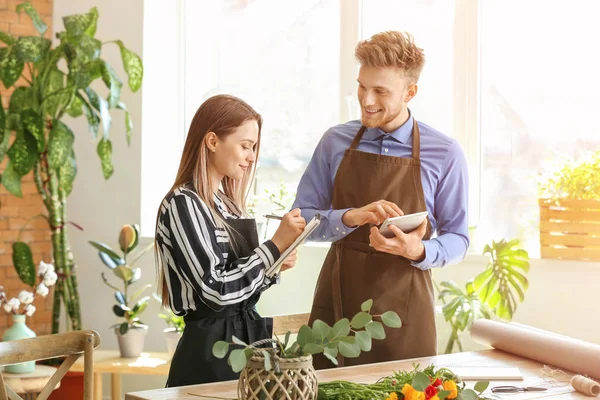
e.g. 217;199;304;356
360;106;402;128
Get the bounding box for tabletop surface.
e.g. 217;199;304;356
125;349;586;400
71;349;171;376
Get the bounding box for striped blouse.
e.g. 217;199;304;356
155;186;281;315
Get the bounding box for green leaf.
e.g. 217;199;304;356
85;87;111;137
67;60;92;88
381;311;402;328
338;336;356;344
0;31;16;46
338;340;360;358
302;343;322;355
0;48;24;87
0;100;6;163
312;320;331;341
15;36;51;62
115;291;126;305
330;318;350;338
350;312;372;329
360;299;373;312
297;325;313;348
232;336;247;346
113;304;126;317
7;130;37;176
57;150;77;196
113;265;134;282
474;381;490;393
12;242;36;287
66;94;84;118
365;321;386;340
460;389;478;400
212;341;229;359
438;390;452;400
1;163;23;197
97;138;113;179
412;371;430;392
323;346;338;365
117;102;132;145
102;61;123;108
63;7;98;37
80;94;100;138
75;35;101;63
9;87;32;114
89;241;122;260
16;2;47;35
119;322;129;335
355;330;372;352
284;331;291;348
20;109;45;153
129;284;151;304
229;349;248;373
132;296;149;315
113;40;143;92
261;350;272;371
47;120;75;170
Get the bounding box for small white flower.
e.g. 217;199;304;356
3;303;12;313
24;304;36;317
18;290;34;305
7;298;20;312
36;283;49;297
38;261;54;277
43;271;58;286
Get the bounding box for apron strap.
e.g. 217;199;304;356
349;126;368;150
411;119;421;159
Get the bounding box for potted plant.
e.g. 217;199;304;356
89;224;154;358
212;299;401;400
537;150;600;261
0;2;143;333
158;309;185;358
248;182;296;239
436;239;530;354
0;260;56;373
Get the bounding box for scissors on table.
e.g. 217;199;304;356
491;386;548;393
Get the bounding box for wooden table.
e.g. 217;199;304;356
125;349;586;400
2;365;59;400
72;350;171;400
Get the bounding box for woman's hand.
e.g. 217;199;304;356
271;208;306;253
279;249;298;272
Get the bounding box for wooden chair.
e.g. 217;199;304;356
271;313;310;336
0;330;100;400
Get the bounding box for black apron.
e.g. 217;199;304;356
166;217;274;387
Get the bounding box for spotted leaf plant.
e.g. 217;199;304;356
212;299;402;373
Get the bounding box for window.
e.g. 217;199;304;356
474;0;600;255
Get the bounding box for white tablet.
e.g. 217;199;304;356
379;211;428;237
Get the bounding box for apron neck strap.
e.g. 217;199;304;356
349;120;421;159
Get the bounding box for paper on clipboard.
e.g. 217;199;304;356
270;214;321;274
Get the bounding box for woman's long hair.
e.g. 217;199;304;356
155;94;262;308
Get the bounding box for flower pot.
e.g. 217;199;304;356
539;198;600;261
164;328;182;358
238;353;317;400
115;325;148;358
2;314;36;373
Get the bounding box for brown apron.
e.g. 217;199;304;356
309;120;437;369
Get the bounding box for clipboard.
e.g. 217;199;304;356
270;214;321;274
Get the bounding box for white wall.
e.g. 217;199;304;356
53;1;600;398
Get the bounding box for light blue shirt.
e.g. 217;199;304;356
291;114;469;270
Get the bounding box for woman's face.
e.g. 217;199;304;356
211;119;259;181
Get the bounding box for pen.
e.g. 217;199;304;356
263;214;283;220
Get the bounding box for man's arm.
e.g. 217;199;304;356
292;132;357;242
412;140;470;269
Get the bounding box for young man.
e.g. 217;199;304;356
292;31;469;368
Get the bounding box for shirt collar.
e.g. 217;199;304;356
363;109;414;144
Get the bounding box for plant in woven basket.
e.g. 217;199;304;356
436;239;529;354
537;150;600;200
212;299;401;399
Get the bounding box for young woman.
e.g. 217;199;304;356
155;94;306;386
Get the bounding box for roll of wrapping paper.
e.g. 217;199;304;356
470;320;600;381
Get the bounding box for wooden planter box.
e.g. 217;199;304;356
539;198;600;261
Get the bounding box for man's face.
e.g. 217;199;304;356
357;66;416;132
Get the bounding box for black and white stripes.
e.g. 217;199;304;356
156;187;281;314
